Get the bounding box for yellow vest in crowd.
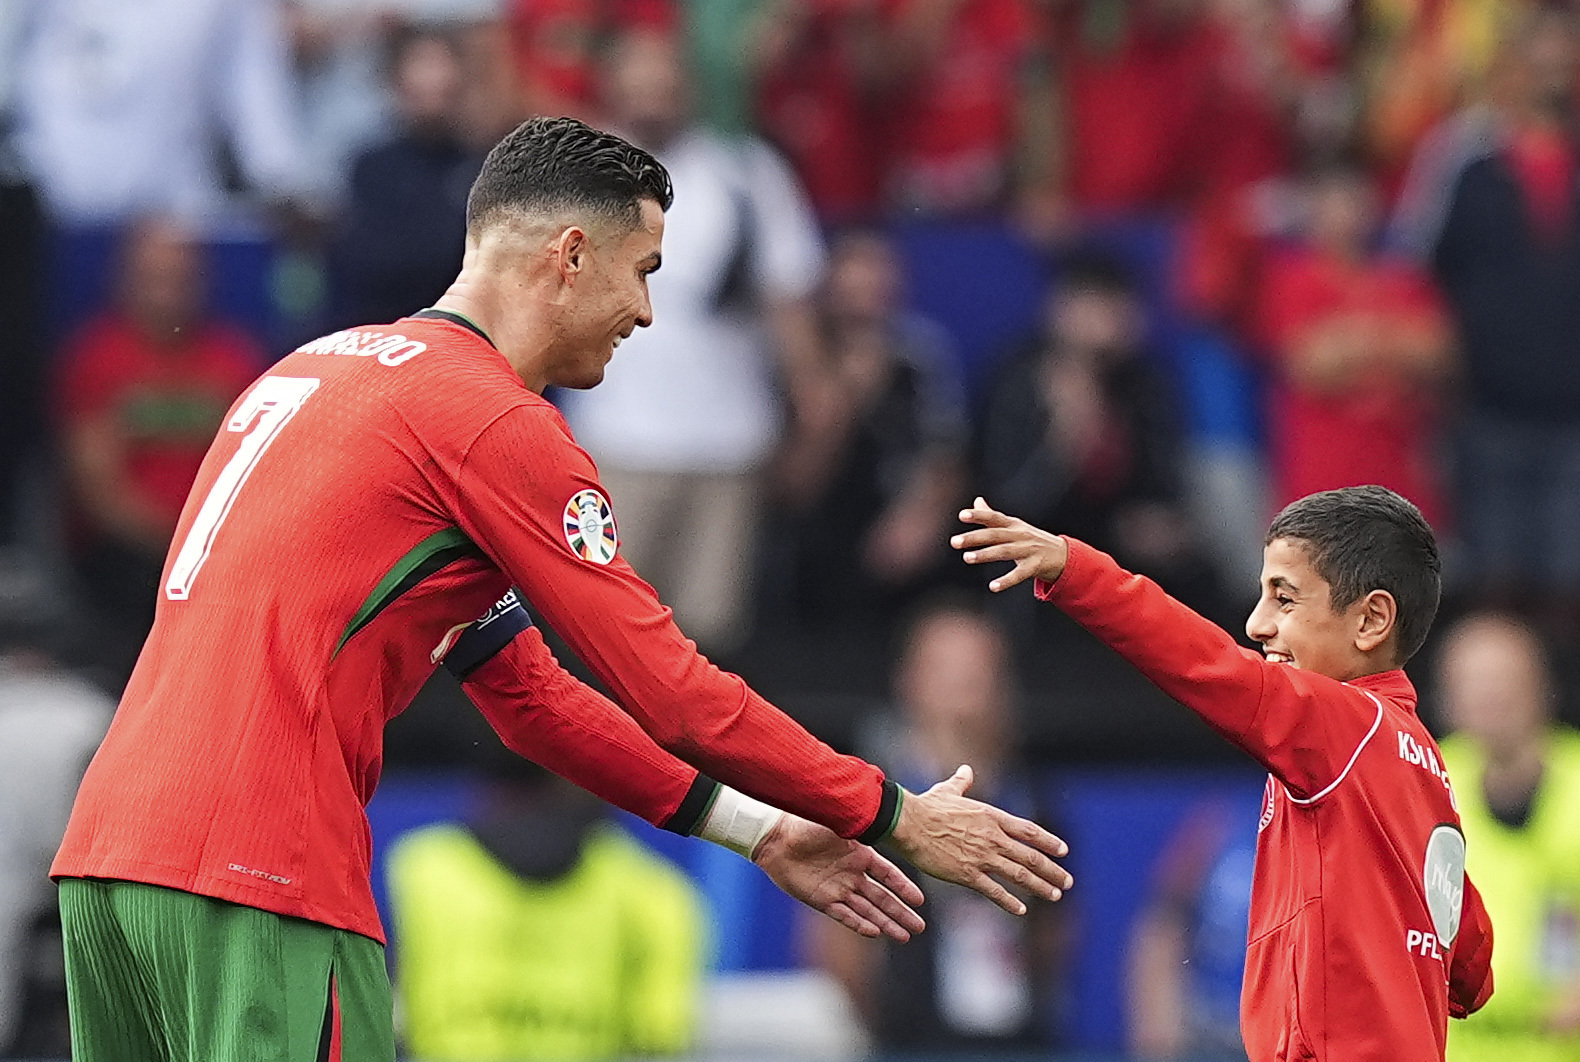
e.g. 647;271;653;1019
388;823;706;1062
1444;727;1580;1062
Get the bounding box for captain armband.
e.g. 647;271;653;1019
441;587;533;679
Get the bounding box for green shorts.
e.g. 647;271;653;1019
58;877;395;1062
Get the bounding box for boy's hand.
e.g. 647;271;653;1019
951;497;1069;592
891;765;1072;915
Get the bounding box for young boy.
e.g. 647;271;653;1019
952;485;1494;1060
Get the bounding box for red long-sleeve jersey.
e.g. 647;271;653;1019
1036;539;1493;1061
53;312;897;942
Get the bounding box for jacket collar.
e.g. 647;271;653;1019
1350;669;1417;713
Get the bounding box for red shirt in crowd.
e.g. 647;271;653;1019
880;0;1035;213
1055;7;1219;212
56;313;263;530
507;0;672;118
1037;538;1494;1061
53;312;895;942
1255;248;1450;528
757;0;883;221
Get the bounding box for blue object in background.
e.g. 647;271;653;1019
45;224;280;354
1047;768;1265;1052
891;221;1048;395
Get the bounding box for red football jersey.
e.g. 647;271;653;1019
53;312;893;942
1037;539;1494;1061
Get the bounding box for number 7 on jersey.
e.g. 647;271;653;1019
165;376;321;600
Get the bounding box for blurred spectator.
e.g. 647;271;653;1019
770;230;967;633
1396;7;1580;615
1359;0;1512;195
388;752;705;1061
54;220;263;680
505;0;671;122
508;0;606;119
13;0;311;227
560;26;826;655
289;0;511;206
1126;799;1255;1061
809;599;1063;1052
877;0;1047;217
285;0;398;209
976;253;1214;604
1047;0;1223;216
752;0;888;222
0;560;113;1056
1254;160;1454;528
1438;612;1580;1061
329;22;483;328
0;0;43;551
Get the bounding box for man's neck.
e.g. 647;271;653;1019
433;283;557;393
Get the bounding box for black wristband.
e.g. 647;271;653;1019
856;777;904;846
661;773;721;836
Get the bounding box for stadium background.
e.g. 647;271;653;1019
2;0;1580;1059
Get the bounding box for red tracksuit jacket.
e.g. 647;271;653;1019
1037;539;1493;1061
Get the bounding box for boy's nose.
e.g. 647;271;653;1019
1245;603;1275;644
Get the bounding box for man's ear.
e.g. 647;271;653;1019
1354;589;1398;657
552;226;590;284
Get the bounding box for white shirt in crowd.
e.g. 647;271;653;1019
562;129;825;475
13;0;310;225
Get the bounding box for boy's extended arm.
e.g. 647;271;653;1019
1033;537;1385;799
1448;873;1495;1018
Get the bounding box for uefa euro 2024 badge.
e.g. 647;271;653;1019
563;489;618;564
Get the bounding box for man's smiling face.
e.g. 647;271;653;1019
1244;537;1372;681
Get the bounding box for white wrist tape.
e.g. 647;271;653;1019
696;786;784;859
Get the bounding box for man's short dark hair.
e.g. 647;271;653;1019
466;116;673;234
1266;485;1441;663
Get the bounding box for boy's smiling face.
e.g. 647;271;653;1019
1245;537;1396;681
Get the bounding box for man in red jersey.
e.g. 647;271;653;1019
52;117;1073;1062
952;485;1494;1061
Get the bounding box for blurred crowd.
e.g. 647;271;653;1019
6;0;1580;1058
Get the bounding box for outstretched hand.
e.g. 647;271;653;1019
753;815;927;942
892;765;1073;916
951;497;1069;592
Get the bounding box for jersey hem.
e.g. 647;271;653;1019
51;861;386;944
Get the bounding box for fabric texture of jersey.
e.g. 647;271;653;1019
53;314;887;941
1036;539;1494;1062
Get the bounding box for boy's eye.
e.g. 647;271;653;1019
1276;595;1294;608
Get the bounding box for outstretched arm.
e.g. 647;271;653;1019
450;601;926;941
952;498;1384;799
450;406;1073;913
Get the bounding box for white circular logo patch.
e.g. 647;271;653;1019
1423;824;1466;946
563;489;617;564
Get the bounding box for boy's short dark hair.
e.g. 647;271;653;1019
1266;485;1441;663
466;117;673;235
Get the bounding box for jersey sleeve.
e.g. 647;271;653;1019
449;403;894;841
1034;537;1385;800
1448;871;1495;1018
445;597;719;836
